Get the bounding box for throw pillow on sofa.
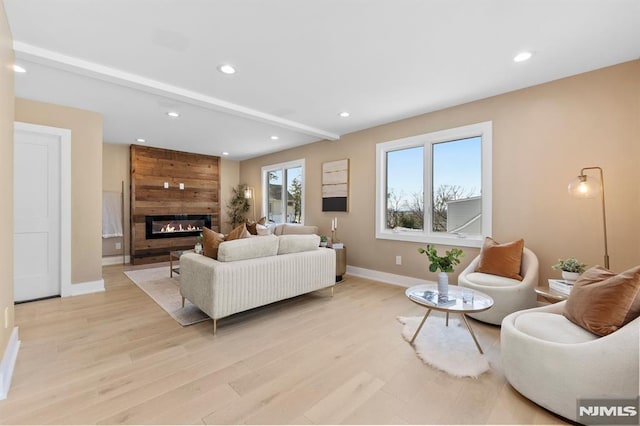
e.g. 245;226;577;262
246;217;267;235
202;227;224;259
226;223;250;241
203;224;250;260
563;264;640;336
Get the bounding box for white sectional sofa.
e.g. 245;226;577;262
179;233;335;334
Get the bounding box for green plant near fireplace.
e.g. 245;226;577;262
226;184;250;228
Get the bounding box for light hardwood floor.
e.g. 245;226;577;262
0;264;567;425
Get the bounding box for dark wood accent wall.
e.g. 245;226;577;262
130;145;221;264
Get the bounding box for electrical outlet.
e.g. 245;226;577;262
115;242;122;250
395;255;402;265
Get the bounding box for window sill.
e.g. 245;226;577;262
375;230;484;248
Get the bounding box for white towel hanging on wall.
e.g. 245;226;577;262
102;191;123;238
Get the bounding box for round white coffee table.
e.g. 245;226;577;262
405;284;494;354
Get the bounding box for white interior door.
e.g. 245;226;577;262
13;126;61;302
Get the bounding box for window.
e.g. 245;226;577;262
375;121;492;247
262;159;305;224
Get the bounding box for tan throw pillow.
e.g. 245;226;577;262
563;265;640;336
475;237;524;281
226;223;249;241
202;227;224;259
246;221;258;235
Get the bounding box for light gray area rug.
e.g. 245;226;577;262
124;267;209;326
398;314;490;378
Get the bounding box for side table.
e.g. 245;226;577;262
334;246;346;283
169;249;195;277
534;286;568;303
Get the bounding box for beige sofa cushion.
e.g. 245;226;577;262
273;223;318;235
514;311;598;343
277;234;320;255
217;235;279;262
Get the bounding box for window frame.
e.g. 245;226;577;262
261;158;306;225
375;121;492;248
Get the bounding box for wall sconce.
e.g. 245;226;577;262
567;166;609;268
244;186;255;222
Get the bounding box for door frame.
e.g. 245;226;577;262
14;122;71;297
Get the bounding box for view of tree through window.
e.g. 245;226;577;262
264;162;304;224
384;137;482;235
386;146;423;230
432;137;481;233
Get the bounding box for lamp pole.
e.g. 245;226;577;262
579;167;609;269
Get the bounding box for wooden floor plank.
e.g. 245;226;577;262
0;263;569;425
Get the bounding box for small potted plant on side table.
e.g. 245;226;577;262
552;257;587;282
418;244;464;295
195;232;203;254
319;235;328;247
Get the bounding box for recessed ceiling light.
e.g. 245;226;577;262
12;64;26;73
222;152;229;156
339;111;350;118
513;51;533;63
167;111;180;118
136;138;146;143
218;64;236;75
270;135;279;140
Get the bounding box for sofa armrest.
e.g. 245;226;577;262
179;253;218;318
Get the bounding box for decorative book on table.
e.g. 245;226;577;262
548;279;574;295
411;290;456;307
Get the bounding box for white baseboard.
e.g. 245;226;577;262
69;279;105;296
0;327;20;400
346;265;433;288
102;255;130;266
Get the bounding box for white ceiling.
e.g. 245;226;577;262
5;0;640;160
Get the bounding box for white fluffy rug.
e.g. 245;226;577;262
124;267;209;326
398;314;490;378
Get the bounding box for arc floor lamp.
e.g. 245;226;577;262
567;166;609;269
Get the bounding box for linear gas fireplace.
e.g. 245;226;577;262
145;214;211;239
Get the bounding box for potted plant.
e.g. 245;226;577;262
418;244;464;294
226;184;251;227
195;232;203;254
552;257;587;282
319;235;328;247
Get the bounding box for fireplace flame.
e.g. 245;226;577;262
159;223;201;233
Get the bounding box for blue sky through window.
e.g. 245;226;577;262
386;136;481;203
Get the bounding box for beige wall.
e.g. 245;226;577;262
15;99;103;285
102;143;130;257
0;1;15;357
241;60;640;285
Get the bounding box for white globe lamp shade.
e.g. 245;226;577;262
568;174;600;199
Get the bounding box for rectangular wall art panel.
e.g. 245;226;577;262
322;159;349;212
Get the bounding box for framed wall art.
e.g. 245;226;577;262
322;159;349;212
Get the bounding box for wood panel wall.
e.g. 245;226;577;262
130;145;221;264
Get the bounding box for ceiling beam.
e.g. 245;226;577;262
13;41;340;141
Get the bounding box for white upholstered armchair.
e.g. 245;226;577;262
501;302;639;422
458;247;538;325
